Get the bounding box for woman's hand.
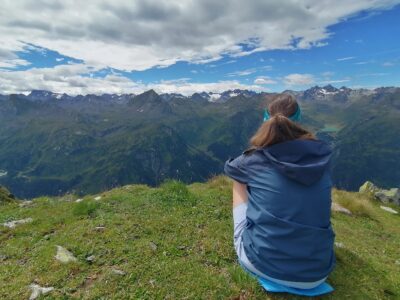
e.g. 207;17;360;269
232;180;248;208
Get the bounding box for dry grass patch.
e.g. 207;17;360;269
332;189;374;217
207;175;232;190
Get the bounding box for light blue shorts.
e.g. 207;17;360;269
233;202;327;289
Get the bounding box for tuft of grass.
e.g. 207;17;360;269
332;189;375;217
0;185;16;205
207;175;232;189
156;179;197;206
72;200;99;217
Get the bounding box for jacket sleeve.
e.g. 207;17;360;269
224;155;249;184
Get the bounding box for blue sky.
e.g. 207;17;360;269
0;1;399;95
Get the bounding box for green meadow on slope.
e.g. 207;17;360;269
0;177;399;299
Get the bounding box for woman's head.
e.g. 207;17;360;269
250;94;315;148
265;93;299;120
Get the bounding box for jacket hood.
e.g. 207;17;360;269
262;139;332;185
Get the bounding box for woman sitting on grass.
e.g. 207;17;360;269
224;94;335;290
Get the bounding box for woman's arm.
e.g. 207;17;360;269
232;180;248;208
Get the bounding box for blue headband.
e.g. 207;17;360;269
263;105;302;122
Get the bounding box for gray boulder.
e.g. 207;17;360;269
359;181;400;206
54;246;77;263
331;202;352;215
359;181;379;195
375;188;400;206
29;284;54;300
2;218;33;228
380;205;398;214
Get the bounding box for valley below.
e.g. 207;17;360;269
0;85;399;198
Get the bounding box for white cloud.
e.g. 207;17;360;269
0;47;31;68
227;68;257;77
0;63;138;95
336;56;355;61
283;73;315;86
148;80;266;95
227;65;272;77
0;63;266;95
359;72;389;77
382;61;395;67
321;71;335;78
319;79;351;84
0;58;31;69
0;0;397;71
224;60;237;65
254;76;277;85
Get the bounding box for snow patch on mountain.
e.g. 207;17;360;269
208;93;221;102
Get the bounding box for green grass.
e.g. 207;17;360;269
0;178;399;299
72;200;100;217
0;185;15;205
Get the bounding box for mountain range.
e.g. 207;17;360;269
0;85;399;198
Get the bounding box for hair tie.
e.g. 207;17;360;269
263;105;302;122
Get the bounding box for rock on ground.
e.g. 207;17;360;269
55;245;77;263
86;255;95;263
331;202;352;215
29;284;54;300
94;226;106;231
380;206;398;214
335;242;345;248
375;188;400;206
359;181;379;195
149;241;158;252
359;181;400;206
2;218;33;228
111;268;126;276
19;201;34;208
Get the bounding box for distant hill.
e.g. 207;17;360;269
0;86;399;198
0;178;399;299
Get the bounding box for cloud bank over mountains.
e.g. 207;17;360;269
0;63;265;95
0;0;399;94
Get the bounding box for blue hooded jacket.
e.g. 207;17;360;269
224;139;335;282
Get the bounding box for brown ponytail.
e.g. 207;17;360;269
248;94;315;150
250;113;314;148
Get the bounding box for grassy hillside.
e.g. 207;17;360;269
0;177;399;299
332;109;400;190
